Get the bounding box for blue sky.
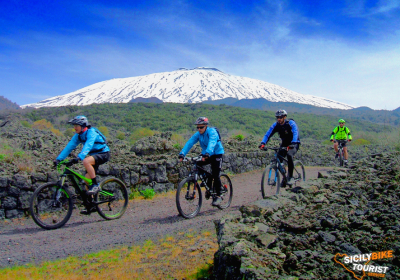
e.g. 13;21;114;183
1;0;399;109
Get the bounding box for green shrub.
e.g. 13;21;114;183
116;131;125;140
129;190;141;200
129;128;155;144
140;188;155;199
20;120;31;128
233;134;245;141
173;143;183;150
98;126;110;137
352;138;371;145
64;128;75;138
0;154;5;161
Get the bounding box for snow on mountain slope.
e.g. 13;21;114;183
22;67;353;109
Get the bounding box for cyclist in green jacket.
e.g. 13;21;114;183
330;119;352;166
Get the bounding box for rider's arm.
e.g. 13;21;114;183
288;120;300;144
179;132;200;156
261;123;277;144
345;127;352;140
56;134;80;161
330;126;338;140
78;129;97;160
204;128;218;155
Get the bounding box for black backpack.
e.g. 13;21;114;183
208;127;221;142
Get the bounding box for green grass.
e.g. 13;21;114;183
0;230;218;280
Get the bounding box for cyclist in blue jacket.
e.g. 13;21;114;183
55;116;110;195
259;110;300;185
179;117;225;206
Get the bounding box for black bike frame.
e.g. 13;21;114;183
266;147;289;184
188;159;217;196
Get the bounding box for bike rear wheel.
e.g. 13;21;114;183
293;160;306;184
218;173;233;209
261;166;280;199
30;182;73;230
176;177;202;219
95;177;128;220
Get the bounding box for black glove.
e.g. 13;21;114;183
202;153;210;160
258;143;265;149
53;159;61;167
288;144;295;149
178;154;184;160
70;157;80;164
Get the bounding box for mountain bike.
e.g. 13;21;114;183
176;156;233;219
335;140;348;167
261;147;305;198
29;159;128;230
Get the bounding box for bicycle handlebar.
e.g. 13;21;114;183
182;155;203;162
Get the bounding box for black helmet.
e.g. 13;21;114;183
194;117;209;125
275;109;287;117
68;115;89;127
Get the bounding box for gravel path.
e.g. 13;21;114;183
0;166;332;268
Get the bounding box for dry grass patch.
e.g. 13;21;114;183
1;230;217;280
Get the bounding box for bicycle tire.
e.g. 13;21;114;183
293;160;306;184
95;177;128;220
261;166;280;199
218;173;233;209
30;182;73;230
176;177;202;219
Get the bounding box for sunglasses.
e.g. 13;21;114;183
276;116;284;119
339;122;344;124
197;126;205;130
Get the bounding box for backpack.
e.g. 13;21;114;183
208;127;221;142
78;126;107;145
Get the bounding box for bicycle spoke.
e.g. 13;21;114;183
95;178;128;220
176;178;202;219
30;183;73;230
218;174;232;209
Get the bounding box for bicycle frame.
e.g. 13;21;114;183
56;160;115;208
184;157;217;197
267;147;289;183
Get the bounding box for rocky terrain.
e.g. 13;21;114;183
0;115;392;220
212;152;400;279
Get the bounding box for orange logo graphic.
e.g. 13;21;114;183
334;253;371;280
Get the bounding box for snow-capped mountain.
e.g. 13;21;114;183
22;67;353;109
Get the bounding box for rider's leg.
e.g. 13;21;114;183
84;156;97;184
333;141;338;153
343;147;348;160
287;146;298;179
210;155;223;196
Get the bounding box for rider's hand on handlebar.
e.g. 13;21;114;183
348;139;352;142
202;153;209;161
178;154;184;162
53;159;60;167
70;157;80;164
287;144;295;151
258;143;265;150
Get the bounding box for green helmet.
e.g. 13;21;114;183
338;119;345;123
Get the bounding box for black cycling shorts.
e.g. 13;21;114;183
91;152;110;171
334;140;347;147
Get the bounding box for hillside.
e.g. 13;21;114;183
19;103;390;141
203;98;400;126
21;67;352;110
0;96;20;110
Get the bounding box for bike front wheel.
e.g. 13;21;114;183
218;173;233;209
261;166;281;199
293;160;306;184
30;182;73;230
95;177;128;220
176;177;202;219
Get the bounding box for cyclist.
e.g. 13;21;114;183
55;116;110;195
178;117;225;206
258;109;300;185
330;118;352;166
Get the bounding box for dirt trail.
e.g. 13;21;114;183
0;166;332;267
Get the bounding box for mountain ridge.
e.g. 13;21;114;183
22;67;353;110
